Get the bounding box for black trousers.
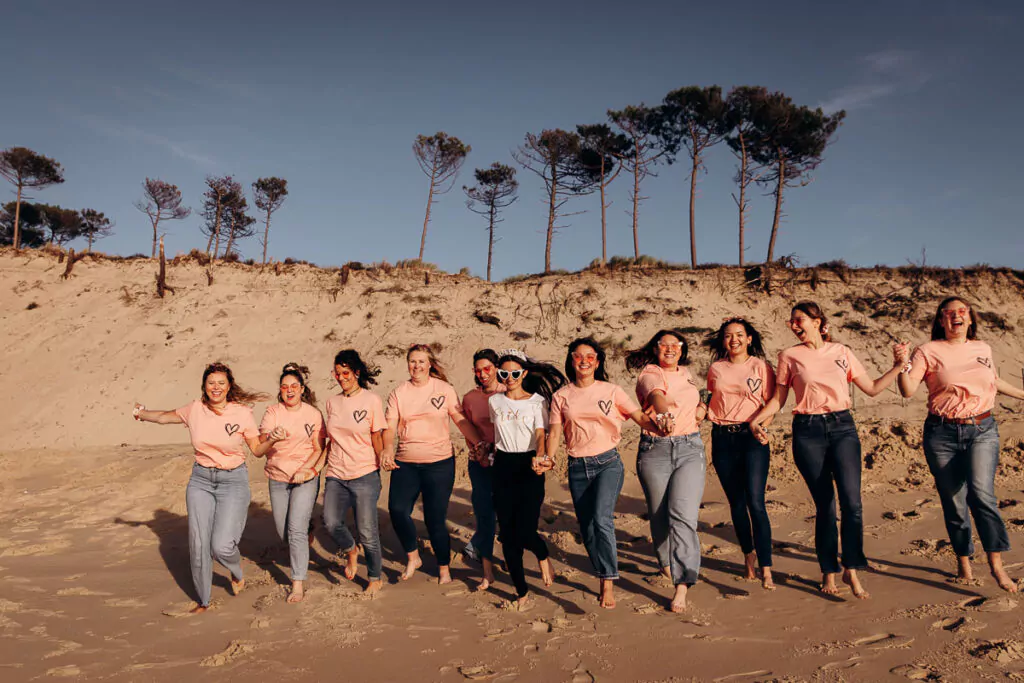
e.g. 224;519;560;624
492;450;549;597
388;457;456;566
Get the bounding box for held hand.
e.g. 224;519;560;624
750;422;770;445
892;342;910;368
269;426;289;442
532;455;554;475
380;448;399;471
291;468;316;484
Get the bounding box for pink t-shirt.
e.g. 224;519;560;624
386;377;464;463
462;386;505;444
549;381;640;458
776;342;867;414
325;390;386;480
707;357;776;424
174;399;258;470
635;364;701;436
907;339;997;419
258;402;325;483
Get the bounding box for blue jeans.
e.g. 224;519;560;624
323;472;383;580
791;411;865;574
467;459;496;560
711;424;772;567
567;448;625;580
637;433;706;585
388;457;456;567
185;463;251;607
923;415;1009;556
268;477;320;581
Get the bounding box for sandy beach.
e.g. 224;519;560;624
2;251;1024;682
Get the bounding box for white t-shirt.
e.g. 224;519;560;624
488;393;549;453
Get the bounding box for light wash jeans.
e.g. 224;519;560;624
268;477;320;581
567;448;625;579
923;414;1009;556
636;433;706;586
186;463;251;607
323;471;383;580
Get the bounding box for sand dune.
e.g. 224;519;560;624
1;251;1024;681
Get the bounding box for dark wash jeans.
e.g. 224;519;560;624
388;457;456;566
791;410;866;574
923;414;1009;556
323;471;383;580
567;448;625;580
711;424;773;568
492;450;549;597
467;459;496;560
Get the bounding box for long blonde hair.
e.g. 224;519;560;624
407;344;448;382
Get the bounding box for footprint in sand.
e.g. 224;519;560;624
890;664;938;680
199;640;257;667
849;633;914;650
56;587;112;597
930;615;984;633
104;598;146;608
633;603;660;614
969;639;1024;664
45;665;81;677
571;669;595;683
711;670;773;682
43;641;82;659
250;617;270;630
961;596;1018;612
818;655;861;671
458;664;495;680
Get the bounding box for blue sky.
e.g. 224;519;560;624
2;0;1021;278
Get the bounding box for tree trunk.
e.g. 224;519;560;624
632;146;641;260
224;223;236;259
209;196;223;258
88;234;94;252
689;153;699;269
545;172;558;274
419;154;439;261
737;132;748;267
486;202;495;282
261;209;271;265
599;156;607;266
12;184;22;250
766;156;786;264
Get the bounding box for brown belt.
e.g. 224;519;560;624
929;411;992;425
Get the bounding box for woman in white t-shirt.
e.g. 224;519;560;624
487;349;567;606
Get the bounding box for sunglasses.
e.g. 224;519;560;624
497;369;525;381
572;353;598;363
657;341;682;349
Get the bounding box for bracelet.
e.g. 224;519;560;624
899;361;912;374
133;405;145;421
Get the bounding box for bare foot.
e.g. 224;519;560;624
670;584;688;613
761;567;776;591
744;552;758;581
515;595;531;610
820;573;840;595
364;579;382;595
539;558;554;587
230;577;245;596
287;580;305;603
842;569;870;599
989;552;1018;593
438;565;452;585
476;577;491;591
957;555;975;581
481;558;495;589
344;546;359;581
599;579;616;609
400;552;422;581
660;566;672;580
188;604;208;615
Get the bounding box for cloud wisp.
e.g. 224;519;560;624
819;49;931;113
73;113;217;168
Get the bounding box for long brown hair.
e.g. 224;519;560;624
201;362;268;410
930;296;978;341
279;362;317;406
625;329;690;372
791;300;832;342
407;344;448;382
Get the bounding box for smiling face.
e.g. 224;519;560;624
280;375;303;407
655;334;683;368
571;344;599;382
940;299;971;340
789;309;822;344
334;364;360;394
407;350;431;382
474;359;497;390
498;360;527;392
724;323;751;359
204;372;229;404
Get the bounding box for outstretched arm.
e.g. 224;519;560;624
996;377;1024;401
134;404;184;425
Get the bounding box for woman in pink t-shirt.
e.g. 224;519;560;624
750;301;909;599
624;329;707;613
323;349;387;594
382;344;485;585
899;296;1024;593
460;349;504;590
703;318;776;591
133;363;267;614
253;363;325;603
547;337;665;610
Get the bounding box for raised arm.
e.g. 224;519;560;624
134;404;185;425
628;408;667;435
996;377;1024;401
852;342;909;398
